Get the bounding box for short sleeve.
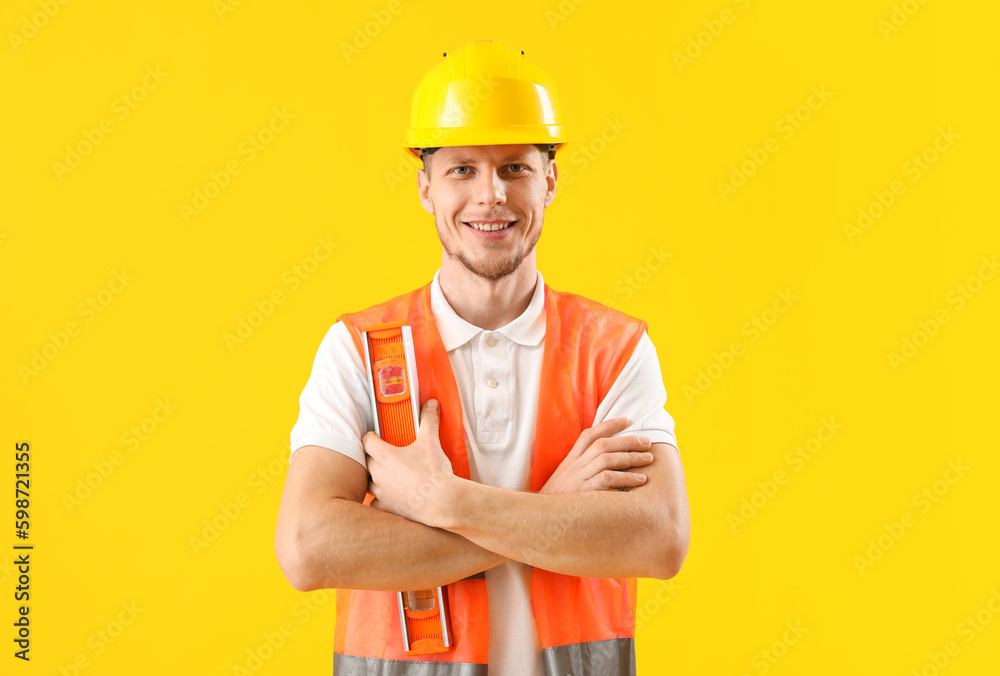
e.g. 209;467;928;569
289;321;374;469
593;331;678;450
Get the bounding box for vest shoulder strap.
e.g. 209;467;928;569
336;283;430;356
542;284;648;410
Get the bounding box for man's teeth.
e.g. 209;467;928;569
467;222;512;231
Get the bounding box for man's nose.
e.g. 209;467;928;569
474;170;506;205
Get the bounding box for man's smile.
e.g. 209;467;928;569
463;220;517;238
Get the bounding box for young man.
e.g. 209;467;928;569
275;40;690;676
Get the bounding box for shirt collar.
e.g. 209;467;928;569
429;268;546;351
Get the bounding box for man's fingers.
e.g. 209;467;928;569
590;416;631;438
584;469;647;491
579;433;651;462
570;416;631;457
362;430;383;446
590;450;654;473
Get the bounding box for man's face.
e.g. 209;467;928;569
417;144;558;281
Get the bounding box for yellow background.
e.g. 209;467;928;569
3;0;999;673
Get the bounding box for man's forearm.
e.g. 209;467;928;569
298;497;508;592
429;477;677;579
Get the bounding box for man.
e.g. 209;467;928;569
275;40;690;675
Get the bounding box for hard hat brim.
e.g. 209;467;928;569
405;130;567;160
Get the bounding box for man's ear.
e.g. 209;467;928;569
543;160;558;208
417;168;434;215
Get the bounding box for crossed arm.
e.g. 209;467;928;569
421;442;687;579
275;446;508;592
275;401;690;591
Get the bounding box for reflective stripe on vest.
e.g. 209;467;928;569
334;653;488;676
335;280;647;675
334;639;636;676
543;638;637;676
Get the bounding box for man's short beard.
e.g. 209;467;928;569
438;218;540;282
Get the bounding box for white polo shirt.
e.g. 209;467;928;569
290;268;678;675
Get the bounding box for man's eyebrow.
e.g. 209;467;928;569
443;155;534;166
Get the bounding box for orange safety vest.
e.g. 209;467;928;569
335;277;648;676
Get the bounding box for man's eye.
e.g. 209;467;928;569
452;166;469;175
508;164;524;172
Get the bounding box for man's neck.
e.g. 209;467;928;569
438;260;538;331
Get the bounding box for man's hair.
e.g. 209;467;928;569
419;144;557;176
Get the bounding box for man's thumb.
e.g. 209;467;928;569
419;399;440;432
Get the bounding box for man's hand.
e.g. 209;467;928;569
363;399;455;524
540;417;654;494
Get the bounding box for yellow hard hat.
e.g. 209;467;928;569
404;40;567;159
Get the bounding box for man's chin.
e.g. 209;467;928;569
440;230;538;282
457;253;523;282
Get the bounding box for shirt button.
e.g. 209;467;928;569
485;335;497;347
487;377;498;388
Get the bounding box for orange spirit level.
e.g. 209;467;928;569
361;321;452;656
